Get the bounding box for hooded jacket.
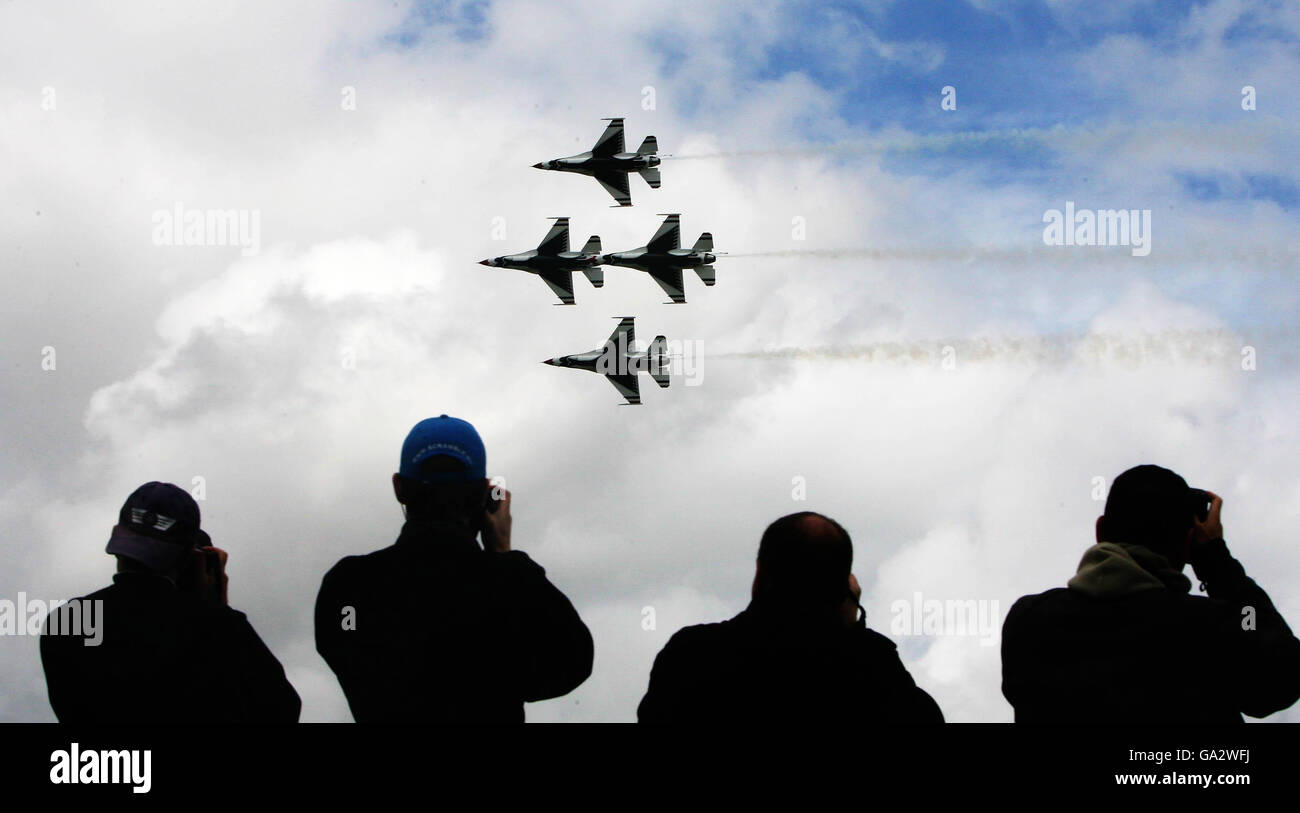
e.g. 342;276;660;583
1002;538;1300;722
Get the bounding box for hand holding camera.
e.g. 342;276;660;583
1189;488;1224;555
480;481;512;554
841;573;864;629
185;543;229;606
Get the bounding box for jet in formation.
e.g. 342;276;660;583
601;213;717;304
478;217;603;305
533;118;660;207
543;317;669;405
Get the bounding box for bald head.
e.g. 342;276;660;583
754;512;853;610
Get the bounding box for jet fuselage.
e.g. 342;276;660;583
534;152;660;177
543;348;656;376
479;250;600;273
601;247;717;272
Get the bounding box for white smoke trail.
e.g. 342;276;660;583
724;244;1299;270
666;120;1296;161
713;326;1296;368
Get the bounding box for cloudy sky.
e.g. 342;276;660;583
2;0;1298;722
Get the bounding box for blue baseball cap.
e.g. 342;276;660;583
399;415;486;483
106;482;210;572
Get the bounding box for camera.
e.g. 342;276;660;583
485;482;503;514
1189;488;1211;522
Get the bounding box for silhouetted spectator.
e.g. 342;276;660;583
315;415;593;722
1002;464;1300;722
638;511;943;723
40;481;301;723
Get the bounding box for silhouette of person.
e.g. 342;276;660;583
1002;464;1300;722
315;415;593;722
638;511;943;722
40;481;301;722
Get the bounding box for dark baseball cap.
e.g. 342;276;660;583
399;415;486;483
105;482;209;572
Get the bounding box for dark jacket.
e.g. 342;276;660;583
40;572;301;723
1002;538;1300;722
314;519;594;723
637;601;944;723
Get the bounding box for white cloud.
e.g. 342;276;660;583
2;0;1298;725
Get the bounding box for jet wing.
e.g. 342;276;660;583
536;218;570;256
647;268;686;303
646;214;681;252
537;271;576;305
604;316;635;350
594;170;631;206
605;373;641;405
591;118;625;158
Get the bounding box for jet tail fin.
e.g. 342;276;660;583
695;233;716;286
649;335;670;388
637;136;658;155
639;167;661;188
580;235;601;254
583;267;604;288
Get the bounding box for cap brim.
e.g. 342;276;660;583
403;449;481;483
106;525;193;572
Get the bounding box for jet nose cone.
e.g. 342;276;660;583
478;259;491;265
532;162;545;169
542;358;556;365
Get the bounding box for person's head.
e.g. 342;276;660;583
752;512;853;615
392;415;489;523
106;481;210;579
1097;464;1200;567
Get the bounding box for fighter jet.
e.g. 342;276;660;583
600;214;717;304
532;118;660;207
542;317;669;405
478;217;603;305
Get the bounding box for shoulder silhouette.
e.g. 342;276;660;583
1002;465;1300;722
639;511;943;723
41;481;300;723
315;415;593;722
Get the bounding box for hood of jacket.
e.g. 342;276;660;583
1067;541;1192;598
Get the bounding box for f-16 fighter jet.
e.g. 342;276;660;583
532;118;660;207
478;217;603;305
543;317;669;405
600;214;716;304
